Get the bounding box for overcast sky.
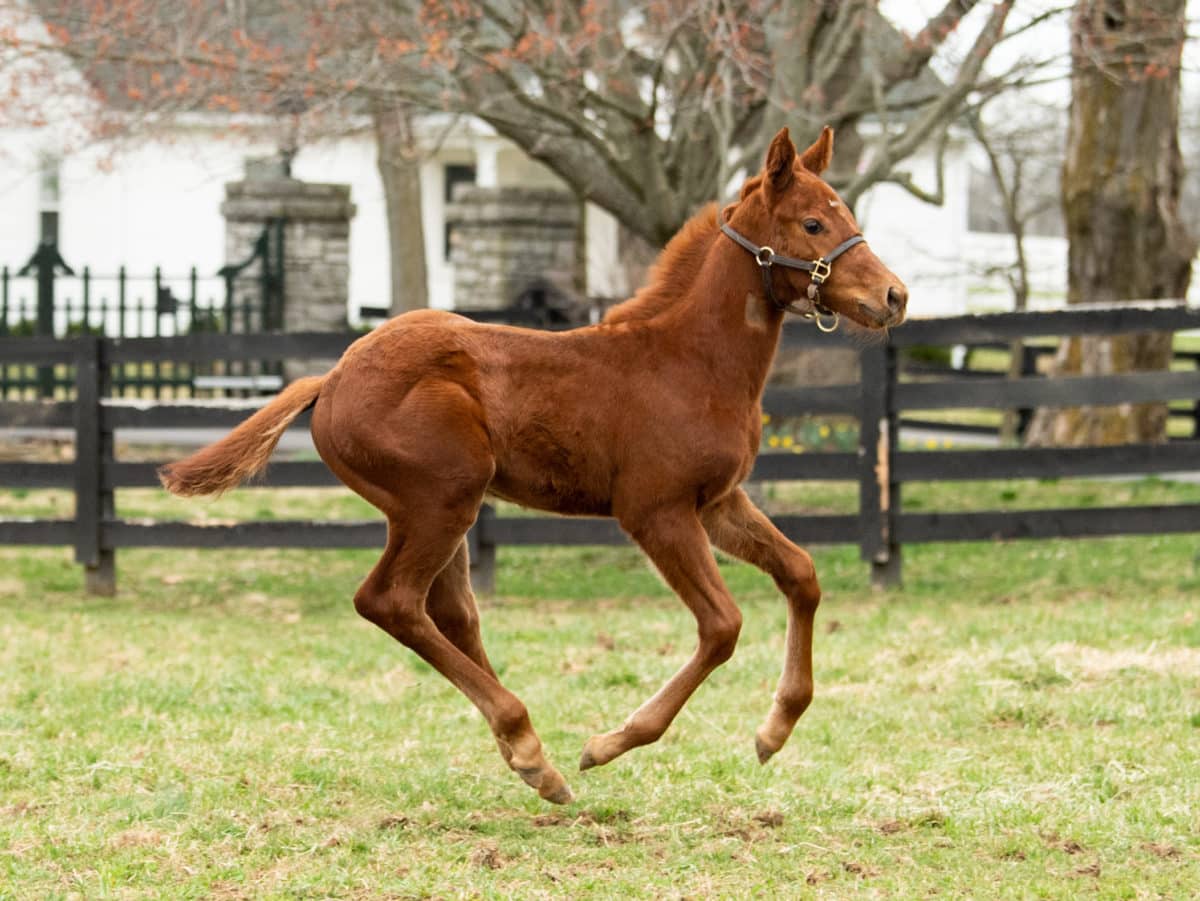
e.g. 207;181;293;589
880;0;1200;147
881;1;1200;99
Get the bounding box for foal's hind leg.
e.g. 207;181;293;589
579;505;743;770
701;488;820;763
357;524;572;804
323;381;570;803
427;540;496;678
429;540;537;769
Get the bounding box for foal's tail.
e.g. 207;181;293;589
158;375;325;497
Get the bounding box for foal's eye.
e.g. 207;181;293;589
803;219;823;235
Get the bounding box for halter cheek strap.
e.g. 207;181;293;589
719;218;865;332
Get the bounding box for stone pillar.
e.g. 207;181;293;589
445;186;580;312
222;158;356;377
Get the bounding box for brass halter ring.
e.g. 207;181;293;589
813;307;840;332
798;303;840;332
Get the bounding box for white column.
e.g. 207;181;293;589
475;140;501;187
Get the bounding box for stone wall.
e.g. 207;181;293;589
222;159;355;378
446;186;580;311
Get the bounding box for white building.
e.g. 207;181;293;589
0;113;632;319
1;117;1023;324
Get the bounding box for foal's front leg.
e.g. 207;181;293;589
701;489;821;763
579;505;743;770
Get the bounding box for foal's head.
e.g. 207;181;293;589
727;127;907;329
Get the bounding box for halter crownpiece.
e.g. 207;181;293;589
719;215;865;332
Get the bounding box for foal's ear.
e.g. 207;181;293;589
800;126;834;175
763;127;796;195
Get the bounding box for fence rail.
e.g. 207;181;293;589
3;304;1200;593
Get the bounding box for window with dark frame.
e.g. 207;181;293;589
444;164;476;260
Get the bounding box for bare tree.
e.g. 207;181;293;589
4;1;1062;246
373;103;429;315
968;98;1065;442
1025;0;1194;446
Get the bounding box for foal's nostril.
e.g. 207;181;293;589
887;285;908;312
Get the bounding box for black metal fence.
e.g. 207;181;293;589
2;305;1200;595
1;221;284;400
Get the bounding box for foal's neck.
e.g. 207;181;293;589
665;240;786;404
602;204;785;404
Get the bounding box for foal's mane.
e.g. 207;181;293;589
603;203;722;324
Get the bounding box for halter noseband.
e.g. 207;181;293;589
719;216;865;333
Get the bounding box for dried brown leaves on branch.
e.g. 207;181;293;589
3;1;1057;242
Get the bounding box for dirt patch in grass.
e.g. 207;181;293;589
469;841;506;869
108;827;168;849
531;808;631;828
1142;842;1182;859
752;809;784;828
0;801;44;818
1046;642;1200;679
874;810;946;835
1043;832;1086;855
842;861;881;878
710;807;789;843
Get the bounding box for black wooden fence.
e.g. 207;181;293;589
3;304;1200;595
899;340;1200;440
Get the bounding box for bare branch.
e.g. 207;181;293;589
843;1;1015;206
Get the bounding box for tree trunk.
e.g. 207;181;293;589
373;105;429;316
1025;0;1193;446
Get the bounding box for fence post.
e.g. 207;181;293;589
74;335;115;595
1017;343;1039;438
859;341;901;589
469;503;497;596
1190;354;1200;440
17;241;72;397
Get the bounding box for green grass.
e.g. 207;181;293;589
2;483;1200;898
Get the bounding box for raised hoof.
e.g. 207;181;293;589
578;746;599;772
579;734;614;772
543;783;575;805
755;734;777;765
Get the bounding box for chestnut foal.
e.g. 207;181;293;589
161;128;906;804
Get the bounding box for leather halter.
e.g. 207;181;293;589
719;216;865;333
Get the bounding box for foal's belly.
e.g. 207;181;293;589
487;438;614;517
486;481;613;517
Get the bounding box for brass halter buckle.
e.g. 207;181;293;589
807;257;833;302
